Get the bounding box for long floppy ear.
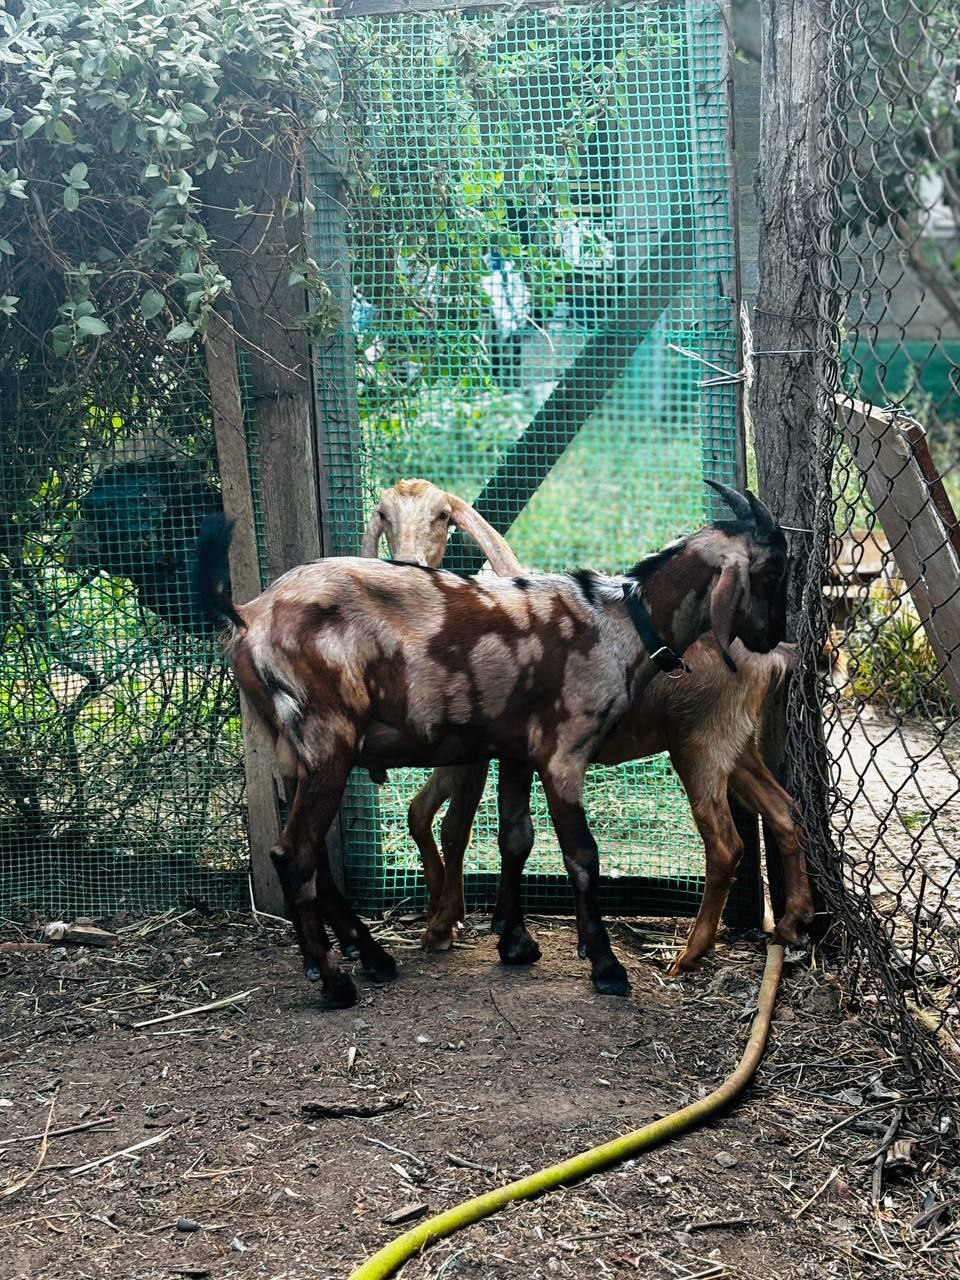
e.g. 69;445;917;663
709;563;744;672
447;494;522;576
360;506;385;558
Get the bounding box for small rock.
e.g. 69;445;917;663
675;1231;695;1247
715;1150;738;1168
655;1173;673;1186
175;1217;200;1233
230;1237;248;1253
415;1034;432;1045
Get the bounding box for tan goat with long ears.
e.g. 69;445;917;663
364;481;815;973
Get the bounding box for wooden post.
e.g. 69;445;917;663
750;0;831;925
203;135;347;907
836;396;960;711
206;314;286;917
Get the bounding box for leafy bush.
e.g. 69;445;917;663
845;589;954;718
0;0;338;355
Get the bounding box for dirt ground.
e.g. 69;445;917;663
2;912;958;1279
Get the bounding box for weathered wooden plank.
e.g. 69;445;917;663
206;314;287;918
445;210;695;573
836;395;960;711
203;136;346;907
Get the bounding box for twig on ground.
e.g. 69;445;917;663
363;1136;427;1172
1;1089;58;1198
0;1116;116;1148
793;1166;842;1220
301;1093;408;1119
133;987;259;1028
66;1128;174;1176
447;1152;498;1176
488;985;521;1038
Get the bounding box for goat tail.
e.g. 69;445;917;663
194;513;245;633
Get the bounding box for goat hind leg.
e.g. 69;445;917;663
732;747;815;944
541;769;628;996
494;761;541;966
421;763;488;952
271;768;357;1009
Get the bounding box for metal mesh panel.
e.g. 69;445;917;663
313;2;746;916
798;0;960;1079
0;350;248;918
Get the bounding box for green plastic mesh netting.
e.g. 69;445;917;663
311;1;757;919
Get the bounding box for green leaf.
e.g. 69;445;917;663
20;115;44;140
76;315;110;337
111;118;128;152
140;289;165;321
52;119;75;145
0;108;12;123
180;103;208;124
0;238;13;256
63;185;80;211
166;321;196;343
67;162;88;184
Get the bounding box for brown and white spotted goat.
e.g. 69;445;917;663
196;482;788;1007
377;489;815;970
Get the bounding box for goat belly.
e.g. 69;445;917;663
359;722;494;769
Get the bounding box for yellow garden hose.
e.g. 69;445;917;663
349;943;784;1280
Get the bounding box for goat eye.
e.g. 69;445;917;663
438;511;451;523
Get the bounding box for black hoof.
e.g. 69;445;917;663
304;963;324;982
591;957;630;997
491;915;507;937
497;929;542;967
362;950;398;985
341;941;361;960
321;971;357;1009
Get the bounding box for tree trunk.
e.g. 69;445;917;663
751;0;832;928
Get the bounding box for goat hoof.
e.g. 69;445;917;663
304;963;324;982
421;925;454;952
498;929;541;967
321;972;357;1009
341;941;361;960
490;915;507;937
362;950;398;985
592;957;630;997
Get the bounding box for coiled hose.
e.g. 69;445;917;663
349;943;784;1280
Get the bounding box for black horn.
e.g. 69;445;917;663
704;478;754;523
746;489;779;540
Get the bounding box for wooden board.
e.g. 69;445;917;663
836;394;960;712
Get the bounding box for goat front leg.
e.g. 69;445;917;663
420;763;488;952
668;751;743;975
731;743;815;944
540;766;628;996
493;760;541;966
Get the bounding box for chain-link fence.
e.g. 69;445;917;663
792;0;960;1083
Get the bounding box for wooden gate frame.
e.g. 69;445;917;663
209;0;762;927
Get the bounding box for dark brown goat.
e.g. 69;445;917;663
197;483;788;1007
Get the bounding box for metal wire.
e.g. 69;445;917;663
797;0;960;1086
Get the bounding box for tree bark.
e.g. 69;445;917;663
751;0;831;927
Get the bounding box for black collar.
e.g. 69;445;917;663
622;584;690;674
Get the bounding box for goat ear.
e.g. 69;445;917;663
360;506;385;558
447;494;521;576
709;564;743;672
